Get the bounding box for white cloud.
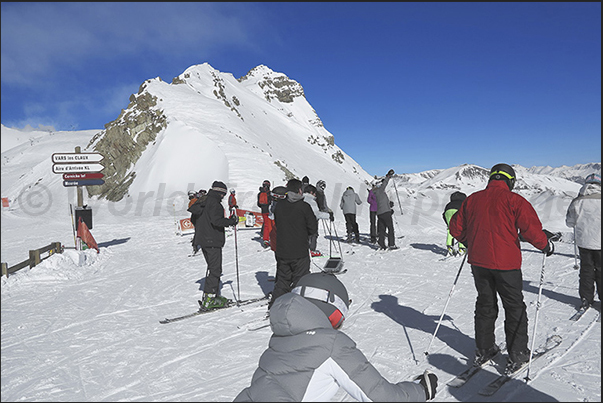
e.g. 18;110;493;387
1;2;268;87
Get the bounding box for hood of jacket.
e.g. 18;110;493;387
270;293;333;336
286;191;305;203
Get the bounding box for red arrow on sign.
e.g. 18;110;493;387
63;173;105;180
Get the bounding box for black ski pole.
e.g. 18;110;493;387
392;178;403;215
573;227;579;270
331;219;343;258
425;253;467;356
322;219;333;258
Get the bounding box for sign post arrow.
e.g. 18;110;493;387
52;163;104;174
63;173;105;180
63;179;105;187
52;152;103;163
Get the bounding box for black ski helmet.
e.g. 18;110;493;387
489;163;516;190
292;273;350;329
450;191;467;202
271;185;288;200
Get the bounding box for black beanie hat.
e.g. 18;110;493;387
211;181;227;194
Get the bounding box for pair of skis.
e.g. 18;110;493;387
159;294;270;324
447;334;563;396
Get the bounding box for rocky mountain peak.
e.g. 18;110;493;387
239;65;306;104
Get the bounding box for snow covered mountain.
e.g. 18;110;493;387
77;63;372;211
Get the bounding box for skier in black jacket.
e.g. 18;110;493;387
196;181;238;309
269;178;318;309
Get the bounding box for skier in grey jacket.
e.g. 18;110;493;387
566;173;601;310
340;186;362;242
234;273;438;402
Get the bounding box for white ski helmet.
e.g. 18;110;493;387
292;272;350;329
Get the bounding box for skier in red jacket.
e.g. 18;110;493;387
449;163;554;373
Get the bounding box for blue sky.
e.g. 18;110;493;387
1;2;600;175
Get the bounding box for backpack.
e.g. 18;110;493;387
259;191;269;205
188;194;208;223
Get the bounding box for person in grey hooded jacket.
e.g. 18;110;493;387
234;272;438;402
566;173;601;311
340;186;362;242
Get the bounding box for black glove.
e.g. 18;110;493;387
415;371;438;400
387;169;395;177
389;201;394;208
543;229;562;242
229;212;238;226
329;211;334;222
542;239;554;257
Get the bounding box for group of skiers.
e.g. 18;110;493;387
186;164;600;402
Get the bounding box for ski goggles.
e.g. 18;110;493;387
292;285;349;328
490;170;515;180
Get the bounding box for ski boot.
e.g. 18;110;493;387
506;349;530;374
200;293;229;310
473;344;500;366
447;246;457;257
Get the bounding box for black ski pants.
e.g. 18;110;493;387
202;246;223;295
578;247;601;304
377;210;395;248
369;211;377;242
308;218;319;251
471;265;528;355
344;213;359;239
269;255;311;308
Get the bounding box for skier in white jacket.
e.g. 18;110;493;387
566;173;601;311
234;273;438;402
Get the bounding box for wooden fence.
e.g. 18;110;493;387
1;242;64;278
